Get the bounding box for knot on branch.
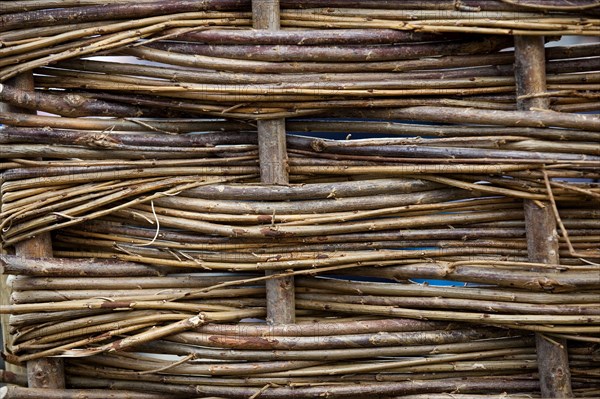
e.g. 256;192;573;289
74;133;120;148
64;94;88;107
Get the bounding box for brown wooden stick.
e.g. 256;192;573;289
0;72;66;388
168;327;506;350
515;35;574;398
343;106;600;131
64;376;542;397
51;43;600;84
0;112;245;132
0;386;172;399
0;84;151;117
0;255;169;277
125;36;511;74
252;0;295;326
15;234;65;389
171;28;447;45
279;0;600;13
0;0;249;32
138;335;532;361
0;78;28;377
147;37;510;62
0;370;27;387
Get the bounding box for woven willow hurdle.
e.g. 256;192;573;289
1;1;599;398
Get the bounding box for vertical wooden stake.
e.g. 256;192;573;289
0;74;66;388
514;35;573;398
252;0;280;31
258;119;289;185
252;0;295;324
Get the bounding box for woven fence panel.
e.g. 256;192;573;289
1;1;599;398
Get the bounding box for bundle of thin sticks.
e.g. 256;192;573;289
1;122;599;361
1;1;599;118
1;254;599;397
2;251;599;396
2;121;599;249
1;1;600;397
